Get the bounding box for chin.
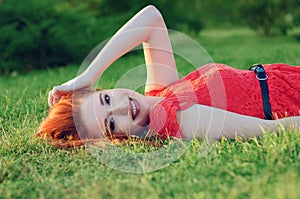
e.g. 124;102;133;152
128;126;149;138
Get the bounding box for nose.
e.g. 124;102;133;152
110;100;129;116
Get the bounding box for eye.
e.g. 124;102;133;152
109;117;115;132
104;94;110;105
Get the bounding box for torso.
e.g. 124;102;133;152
145;63;300;138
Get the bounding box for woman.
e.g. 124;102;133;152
37;5;300;147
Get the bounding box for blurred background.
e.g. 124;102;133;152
0;0;299;75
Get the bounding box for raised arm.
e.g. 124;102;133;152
85;5;178;91
48;5;178;106
178;104;300;140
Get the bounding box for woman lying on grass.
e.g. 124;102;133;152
37;5;300;148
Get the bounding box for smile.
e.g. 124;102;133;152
129;97;140;120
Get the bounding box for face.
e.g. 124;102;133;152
79;88;156;138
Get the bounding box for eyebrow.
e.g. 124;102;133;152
99;93;104;105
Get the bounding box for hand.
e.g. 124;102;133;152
48;74;93;107
48;85;74;107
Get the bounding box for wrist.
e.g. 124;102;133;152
77;71;94;88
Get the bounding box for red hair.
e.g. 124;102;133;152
36;92;96;148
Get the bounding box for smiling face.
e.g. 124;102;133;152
79;88;161;138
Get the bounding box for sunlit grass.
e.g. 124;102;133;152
0;28;299;198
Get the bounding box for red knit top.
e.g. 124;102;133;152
145;63;300;138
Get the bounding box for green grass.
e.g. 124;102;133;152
0;27;300;199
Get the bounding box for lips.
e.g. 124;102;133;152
129;97;140;120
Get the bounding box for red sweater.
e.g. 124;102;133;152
146;63;300;138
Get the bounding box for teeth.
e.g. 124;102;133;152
130;100;137;119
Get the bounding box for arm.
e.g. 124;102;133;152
48;5;178;106
177;104;300;140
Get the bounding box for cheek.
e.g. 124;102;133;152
129;125;147;136
116;118;146;136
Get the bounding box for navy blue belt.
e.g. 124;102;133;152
249;64;273;120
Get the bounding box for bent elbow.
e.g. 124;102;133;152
143;5;163;19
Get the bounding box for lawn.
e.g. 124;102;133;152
0;28;299;199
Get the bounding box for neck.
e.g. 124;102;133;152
145;96;164;113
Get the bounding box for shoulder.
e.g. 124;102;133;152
195;63;241;75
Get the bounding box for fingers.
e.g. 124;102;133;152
47;82;90;107
48;90;54;107
48;90;59;107
48;86;64;107
52;86;61;99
